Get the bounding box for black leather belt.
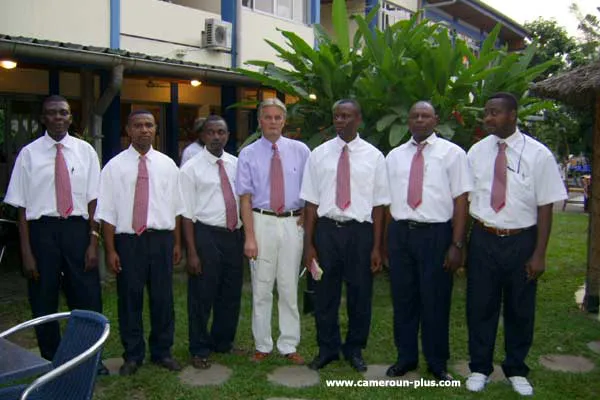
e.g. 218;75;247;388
320;217;362;227
396;219;448;229
196;221;239;233
253;208;301;217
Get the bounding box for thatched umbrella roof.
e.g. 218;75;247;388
530;60;600;107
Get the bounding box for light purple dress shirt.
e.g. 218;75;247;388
236;136;310;211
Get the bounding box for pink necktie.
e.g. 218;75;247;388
407;142;426;209
336;145;351;210
270;143;285;214
217;159;238;231
491;142;508;212
55;143;73;218
132;155;149;235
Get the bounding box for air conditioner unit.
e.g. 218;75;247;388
204;18;232;51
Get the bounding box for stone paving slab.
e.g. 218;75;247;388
179;363;232;386
587;341;600;355
266;398;314;400
539;354;595;373
103;357;123;376
361;364;421;381
267;366;320;388
452;360;505;382
575;285;586;308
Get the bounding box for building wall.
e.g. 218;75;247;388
239;8;314;69
0;0;110;47
121;0;230;68
171;0;221;14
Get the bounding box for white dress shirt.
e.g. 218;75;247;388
180;141;204;166
4;132;100;220
96;146;184;233
300;135;390;223
179;149;241;229
468;129;567;229
387;133;473;223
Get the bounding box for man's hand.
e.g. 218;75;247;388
22;250;39;280
244;235;258;260
106;250;121;274
443;245;463;273
526;251;545;281
173;244;182;265
304;244;318;272
371;248;382;273
186;252;202;276
84;243;99;271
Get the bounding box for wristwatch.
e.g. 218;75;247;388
452;241;464;249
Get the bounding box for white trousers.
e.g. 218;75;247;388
251;211;303;354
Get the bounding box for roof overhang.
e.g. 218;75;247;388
0;35;258;86
426;0;529;47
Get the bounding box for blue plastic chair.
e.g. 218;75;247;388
0;310;110;400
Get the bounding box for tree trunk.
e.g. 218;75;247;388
584;95;600;313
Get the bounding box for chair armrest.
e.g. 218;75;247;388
21;323;110;400
0;312;72;339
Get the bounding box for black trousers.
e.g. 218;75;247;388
28;216;102;361
115;230;175;363
313;218;373;359
388;220;453;374
188;223;243;358
467;223;537;377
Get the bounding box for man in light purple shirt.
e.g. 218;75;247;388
236;98;310;365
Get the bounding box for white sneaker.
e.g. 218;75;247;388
508;376;533;396
466;372;490;392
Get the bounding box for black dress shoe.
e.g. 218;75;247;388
307;354;340;370
347;355;367;372
152;357;182;371
97;362;110;376
430;370;454;381
119;361;140;376
386;363;418;377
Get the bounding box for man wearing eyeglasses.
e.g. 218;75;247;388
4;95;107;374
465;92;567;396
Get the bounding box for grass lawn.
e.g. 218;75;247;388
1;211;599;399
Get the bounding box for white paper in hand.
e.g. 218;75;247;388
310;259;323;281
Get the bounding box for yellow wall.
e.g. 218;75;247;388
240;8;314;69
121;0;229;68
0;0;110;47
0;68;48;95
120;78;221;108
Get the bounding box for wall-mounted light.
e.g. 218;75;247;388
0;60;17;69
190;80;202;87
308;93;317;100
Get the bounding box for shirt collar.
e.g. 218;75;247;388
205;150;227;165
496;129;523;150
43;131;73;149
127;145;156;160
409;132;437;146
336;133;361;151
259;135;283;149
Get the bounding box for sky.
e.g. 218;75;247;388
482;0;598;39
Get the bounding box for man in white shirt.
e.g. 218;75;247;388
385;101;472;381
465;93;567;396
180;116;205;166
96;110;184;376
301;99;390;372
4;95;106;374
180;115;243;369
